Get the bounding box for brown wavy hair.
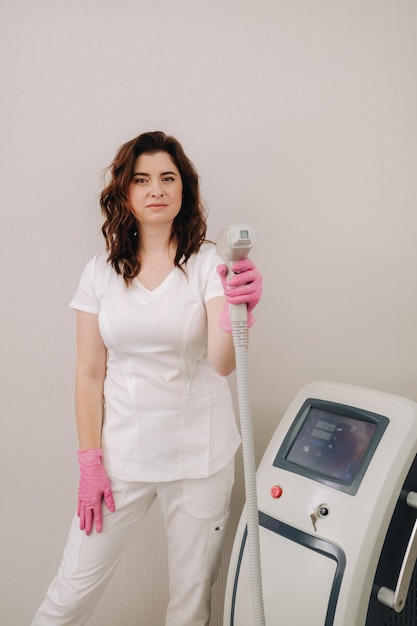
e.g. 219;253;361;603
100;131;207;286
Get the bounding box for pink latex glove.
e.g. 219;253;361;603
217;259;263;333
77;448;115;535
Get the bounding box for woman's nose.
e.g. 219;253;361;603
150;181;163;196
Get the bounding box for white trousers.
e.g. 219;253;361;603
31;461;234;626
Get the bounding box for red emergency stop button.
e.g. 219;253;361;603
270;485;283;499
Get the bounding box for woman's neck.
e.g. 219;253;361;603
136;226;178;291
138;224;176;258
139;228;176;256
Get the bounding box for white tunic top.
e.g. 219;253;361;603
70;244;241;482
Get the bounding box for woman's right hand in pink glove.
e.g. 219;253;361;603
77;448;115;535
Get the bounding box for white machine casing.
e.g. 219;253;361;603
224;380;417;626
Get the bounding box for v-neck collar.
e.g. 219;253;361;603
135;266;177;295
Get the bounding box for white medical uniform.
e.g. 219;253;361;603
31;244;241;626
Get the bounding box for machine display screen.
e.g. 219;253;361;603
286;408;377;484
274;399;389;494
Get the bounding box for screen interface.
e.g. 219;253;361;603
286;407;378;484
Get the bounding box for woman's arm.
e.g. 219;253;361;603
207;258;263;376
206;296;236;377
75;310;107;449
74;311;114;534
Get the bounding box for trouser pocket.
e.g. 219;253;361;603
205;509;230;582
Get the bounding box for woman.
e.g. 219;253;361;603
32;131;262;625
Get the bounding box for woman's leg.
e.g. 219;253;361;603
31;478;156;626
158;461;235;626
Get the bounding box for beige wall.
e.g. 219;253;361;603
1;1;416;624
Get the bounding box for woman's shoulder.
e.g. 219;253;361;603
82;250;110;274
184;242;224;295
76;251;115;291
190;241;222;267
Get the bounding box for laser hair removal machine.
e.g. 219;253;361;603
224;380;417;625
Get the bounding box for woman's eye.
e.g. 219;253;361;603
162;176;175;182
134;177;148;184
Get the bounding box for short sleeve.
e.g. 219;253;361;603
69;255;101;314
203;247;226;303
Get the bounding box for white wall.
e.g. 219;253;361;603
1;1;416;624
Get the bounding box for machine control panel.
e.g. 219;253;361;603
273;398;389;495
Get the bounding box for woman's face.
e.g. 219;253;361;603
128;151;183;229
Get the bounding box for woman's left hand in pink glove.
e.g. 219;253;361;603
217;259;263;331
